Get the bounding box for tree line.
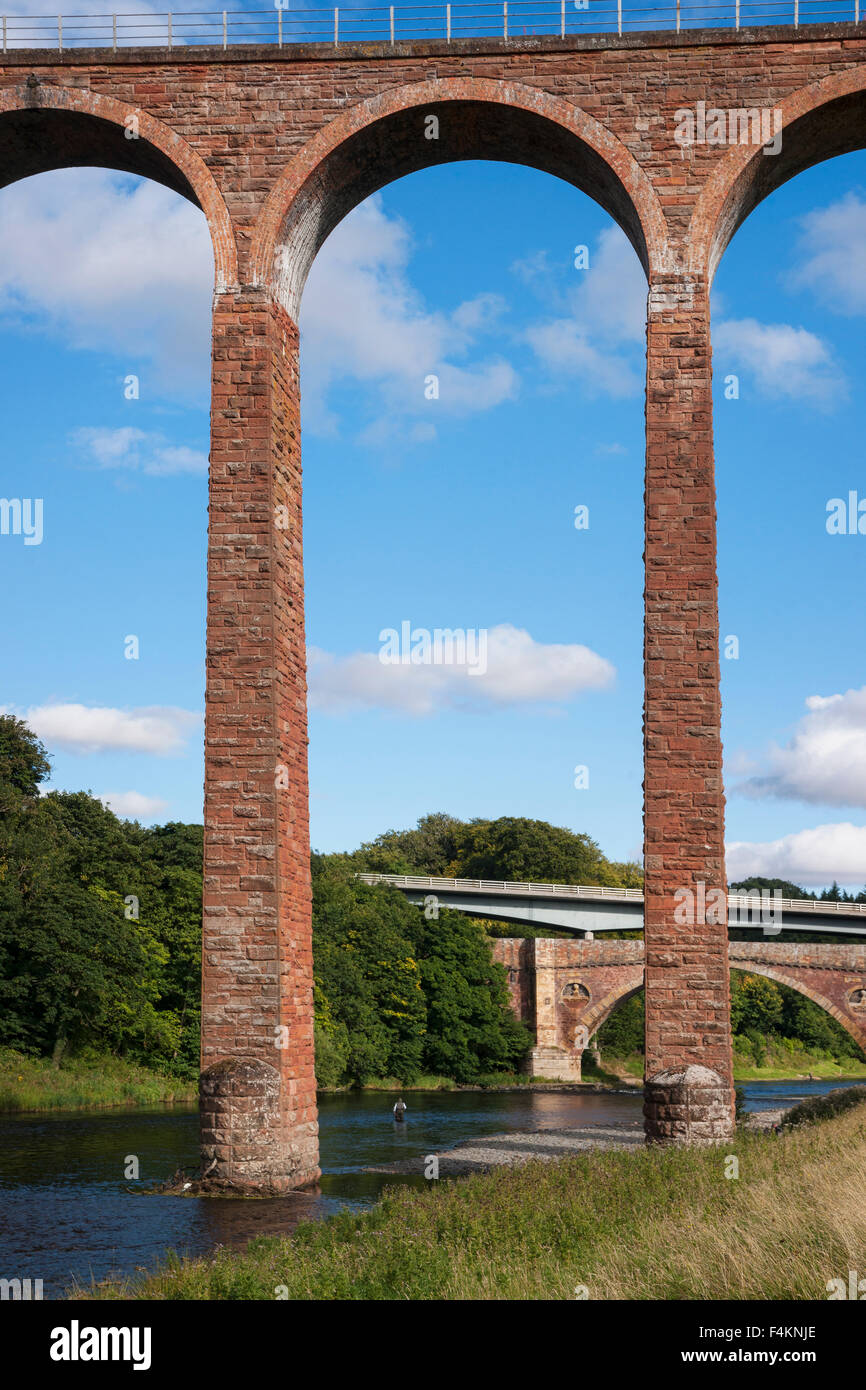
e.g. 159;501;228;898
2;714;862;1083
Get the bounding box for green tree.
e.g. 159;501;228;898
450;816;614;885
597;991;645;1056
312;860;426;1083
404;906;531;1081
730;973;784;1035
0;714;51;800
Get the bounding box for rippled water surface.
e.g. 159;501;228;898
0;1078;860;1297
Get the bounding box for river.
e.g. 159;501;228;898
0;1079;859;1298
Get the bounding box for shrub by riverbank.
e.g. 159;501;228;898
85;1095;866;1301
0;1049;196;1113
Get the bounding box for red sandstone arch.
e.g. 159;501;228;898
250;76;668;316
689;65;866;282
0;79;238;292
578;967;645;1039
729;963;866;1054
587;964;866;1054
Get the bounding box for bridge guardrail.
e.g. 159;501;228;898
0;1;864;53
357;871;644;900
356;871;866;917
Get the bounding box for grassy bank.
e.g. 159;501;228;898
590;1046;866;1085
325;1073;568;1092
84;1099;866;1301
0;1049;196;1113
731;1046;866;1082
0;1052;575;1113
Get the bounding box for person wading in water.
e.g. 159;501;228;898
393;1097;407;1122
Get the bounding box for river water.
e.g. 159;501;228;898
0;1079;859;1298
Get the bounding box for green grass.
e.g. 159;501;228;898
583;1054;643;1084
82;1096;866;1301
595;1044;866;1084
0;1049;196;1113
324;1073;577;1091
731;1043;866;1082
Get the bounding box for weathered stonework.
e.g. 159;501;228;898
8;24;866;1174
644;1065;732;1146
493;938;866;1120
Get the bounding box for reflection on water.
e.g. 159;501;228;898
0;1078;860;1297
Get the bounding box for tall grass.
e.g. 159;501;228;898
0;1049;196;1113
84;1098;866;1301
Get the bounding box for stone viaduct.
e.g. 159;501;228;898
492;937;866;1080
4;16;865;1184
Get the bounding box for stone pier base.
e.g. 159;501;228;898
644;1065;733;1146
199;1059;320;1193
527;1045;583;1082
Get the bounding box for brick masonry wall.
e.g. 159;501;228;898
7;27;866;1173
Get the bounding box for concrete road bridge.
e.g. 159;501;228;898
358;873;866;938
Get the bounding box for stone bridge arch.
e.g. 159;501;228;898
250;75;668;315
493;938;866;1080
729;960;866;1053
0;79;237;291
689;65;866;282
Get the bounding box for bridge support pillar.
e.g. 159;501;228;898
200;289;319;1192
644;1065;731;1146
525;939;586;1079
527;1045;584;1082
643;276;734;1143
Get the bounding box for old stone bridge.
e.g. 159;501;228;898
492;937;866;1080
6;8;866;1185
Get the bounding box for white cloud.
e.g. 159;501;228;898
569;227;647;346
71;426;208;476
713;317;845;408
300;197;518;438
2;703;202;755
0;169;212;399
787;193;866;316
522;226;646;395
99;790;169;821
726;822;866;888
308;623;615;716
737;686;866;808
525;320;640;397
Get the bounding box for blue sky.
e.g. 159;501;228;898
2;85;866;888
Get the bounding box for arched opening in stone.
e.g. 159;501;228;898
267;89;656;1096
730;967;866;1066
257;84;664;315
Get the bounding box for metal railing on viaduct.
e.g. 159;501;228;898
356;872;866;937
1;0;865;52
